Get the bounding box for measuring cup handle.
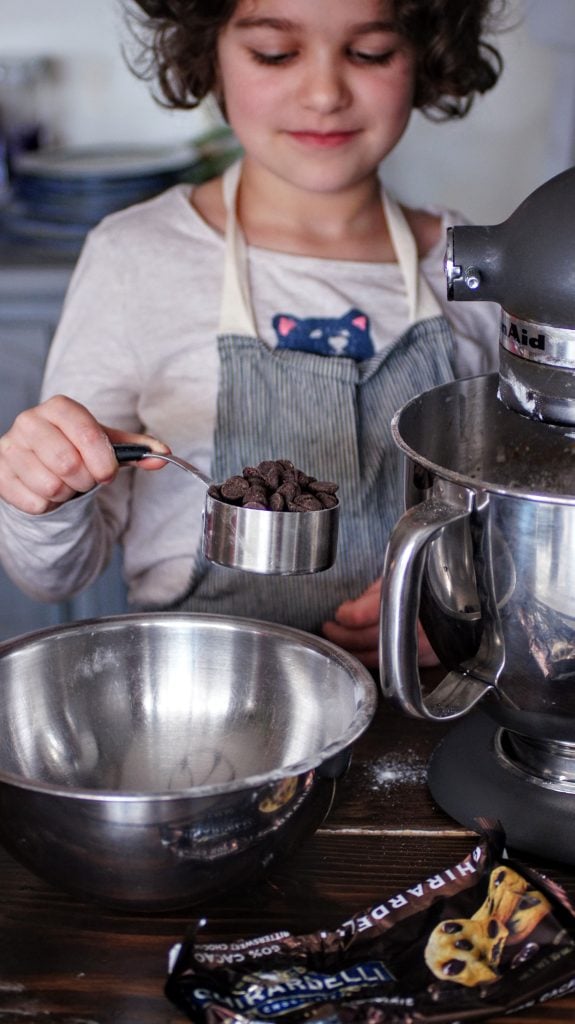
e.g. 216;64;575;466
113;444;152;463
379;497;493;722
113;443;213;487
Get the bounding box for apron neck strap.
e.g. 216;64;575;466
382;189;442;322
218;160;441;335
219;161;257;335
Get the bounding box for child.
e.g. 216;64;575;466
0;0;506;668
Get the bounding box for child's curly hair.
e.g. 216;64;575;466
128;0;507;121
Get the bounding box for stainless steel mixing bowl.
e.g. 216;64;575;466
0;612;376;910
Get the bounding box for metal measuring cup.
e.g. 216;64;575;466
114;444;339;575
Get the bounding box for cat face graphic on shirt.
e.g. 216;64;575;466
272;308;374;360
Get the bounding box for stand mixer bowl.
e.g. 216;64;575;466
379;371;575;742
377;373;575;862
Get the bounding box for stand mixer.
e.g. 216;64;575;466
379;165;575;864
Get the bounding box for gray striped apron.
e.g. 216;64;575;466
176;163;455;634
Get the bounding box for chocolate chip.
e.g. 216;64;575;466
442;922;464;934
256;460;276;476
277;481;300;502
215;459;339;513
518;895;540;909
276;459;297;480
443;959;465;976
293;494;323;512
243;485;268;506
257;461;280;489
220;476;250;501
309;480;339;495
454;939;474;951
242;467;266;485
317;492;338;509
296;470;315;488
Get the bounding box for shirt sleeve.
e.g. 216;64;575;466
0;223;141;603
0;491;111;602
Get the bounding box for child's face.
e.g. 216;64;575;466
216;0;416;195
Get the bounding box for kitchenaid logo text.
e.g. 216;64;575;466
501;319;546;351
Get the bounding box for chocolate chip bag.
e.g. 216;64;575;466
165;828;575;1023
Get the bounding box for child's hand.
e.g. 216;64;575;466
0;394;169;516
321;578;439;669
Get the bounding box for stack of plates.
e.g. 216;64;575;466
0;143;199;260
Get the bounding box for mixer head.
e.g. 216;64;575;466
445;165;575;425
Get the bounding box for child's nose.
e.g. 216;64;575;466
299;56;351;114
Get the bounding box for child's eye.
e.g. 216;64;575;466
250;50;296;66
349;48;396;66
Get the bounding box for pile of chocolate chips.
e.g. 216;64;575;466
208;459;339;512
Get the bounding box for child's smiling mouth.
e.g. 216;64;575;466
286;130;359;148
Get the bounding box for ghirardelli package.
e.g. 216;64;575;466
165;827;575;1022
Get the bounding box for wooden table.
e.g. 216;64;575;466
1;681;575;1023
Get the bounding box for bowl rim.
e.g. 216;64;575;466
0;612;378;802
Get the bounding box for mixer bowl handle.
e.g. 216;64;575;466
379;498;496;721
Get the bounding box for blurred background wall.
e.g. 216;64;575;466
0;0;574;222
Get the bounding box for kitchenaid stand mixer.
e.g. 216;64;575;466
379;166;575;864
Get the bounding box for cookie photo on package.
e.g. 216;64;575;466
165;825;575;1023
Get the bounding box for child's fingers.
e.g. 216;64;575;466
333;578;382;628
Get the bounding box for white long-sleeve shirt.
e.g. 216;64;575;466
0;182;500;608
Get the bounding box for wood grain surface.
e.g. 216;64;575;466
1;676;575;1024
